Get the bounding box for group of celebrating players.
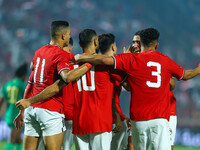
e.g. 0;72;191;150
1;20;200;150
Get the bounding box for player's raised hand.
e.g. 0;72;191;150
15;99;31;110
123;45;131;53
14;110;24;129
123;45;136;53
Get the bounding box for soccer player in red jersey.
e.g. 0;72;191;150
97;33;128;150
15;21;93;150
168;78;177;150
36;37;75;150
72;30;121;150
70;28;200;150
61;37;75;150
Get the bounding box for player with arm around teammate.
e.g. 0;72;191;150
15;20;93;150
70;28;200;150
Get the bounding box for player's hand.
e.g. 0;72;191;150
123;45;132;53
124;115;131;129
113;118;122;133
123;45;137;53
69;54;81;65
15;99;31;110
14;110;24;129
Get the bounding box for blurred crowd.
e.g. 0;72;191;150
0;0;200;128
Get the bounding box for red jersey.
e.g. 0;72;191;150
31;44;72;114
72;65;114;134
111;69;127;123
170;91;177;116
113;50;184;121
62;54;75;120
24;72;34;99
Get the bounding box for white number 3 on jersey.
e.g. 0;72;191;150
146;61;161;88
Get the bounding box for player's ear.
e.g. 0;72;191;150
155;42;159;49
61;33;65;40
94;37;98;47
111;44;115;52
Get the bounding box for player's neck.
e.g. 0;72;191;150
83;46;96;55
103;50;113;56
142;46;156;52
50;40;64;49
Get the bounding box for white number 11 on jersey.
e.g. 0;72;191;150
74;65;95;92
146;61;161;88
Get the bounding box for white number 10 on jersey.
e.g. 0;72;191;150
74;65;95;92
146;61;161;88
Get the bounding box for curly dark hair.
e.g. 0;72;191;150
140;28;160;47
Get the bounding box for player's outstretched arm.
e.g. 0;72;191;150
182;64;200;80
16;63;92;110
16;79;66;110
60;63;92;83
70;54;115;66
14;110;24;129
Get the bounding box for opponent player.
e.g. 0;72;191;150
70;28;200;150
0;63;27;150
15;20;93;150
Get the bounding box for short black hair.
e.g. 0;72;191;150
15;63;28;78
50;20;69;40
79;29;97;48
99;33;115;54
69;37;73;46
139;28;160;47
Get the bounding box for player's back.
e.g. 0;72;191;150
114;50;184;121
72;65;113;134
1;78;26;123
31;44;71;113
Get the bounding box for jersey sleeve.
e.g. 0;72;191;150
167;57;184;80
112;53;135;73
28;72;34;84
110;70;127;86
56;52;71;75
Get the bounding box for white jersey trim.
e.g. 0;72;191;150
112;56;117;69
58;68;70;75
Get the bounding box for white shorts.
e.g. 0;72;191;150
61;120;74;150
74;132;112;150
37;120;74;150
24;106;66;137
131;118;170;150
111;120;128;150
169;115;177;146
